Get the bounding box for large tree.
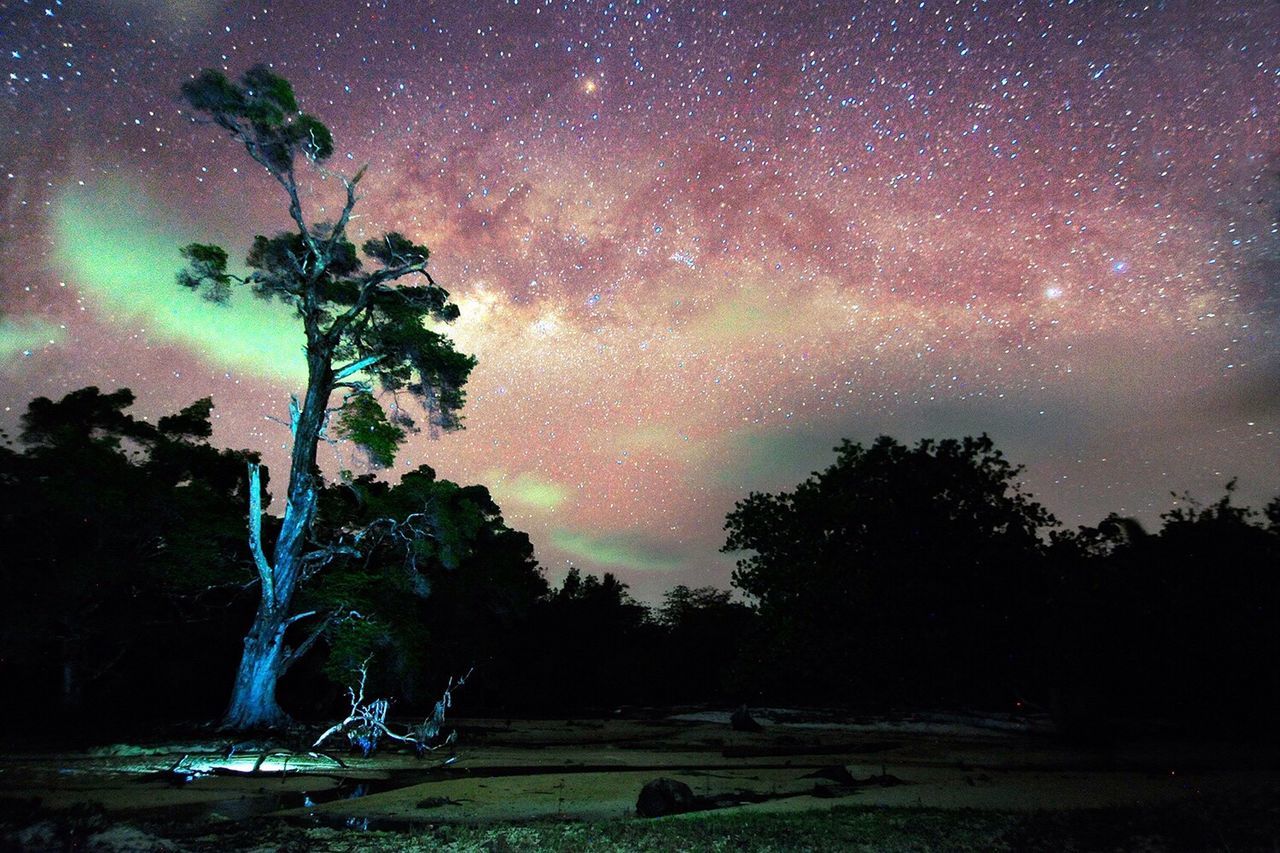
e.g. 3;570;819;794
723;434;1056;706
1044;486;1280;736
0;388;252;720
177;65;475;729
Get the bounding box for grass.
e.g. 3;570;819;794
112;791;1277;852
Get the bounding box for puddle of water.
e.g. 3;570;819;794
120;759;902;830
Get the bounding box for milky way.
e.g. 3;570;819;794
1;0;1277;600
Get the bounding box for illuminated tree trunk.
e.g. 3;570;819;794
221;346;331;730
182;67;475;732
223;606;289;729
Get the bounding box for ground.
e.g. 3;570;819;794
1;710;1276;851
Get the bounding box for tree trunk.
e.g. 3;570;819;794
221;342;332;730
223;606;289;729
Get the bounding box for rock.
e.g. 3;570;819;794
730;705;764;732
636;777;696;818
86;824;178;852
416;796;461;809
802;764;856;785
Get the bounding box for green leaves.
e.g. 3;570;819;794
177;243;233;303
334;391;406;468
181;65;334;168
180;69;245;114
240;64;299;119
291;114;333;162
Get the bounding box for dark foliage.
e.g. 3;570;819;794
724;434;1056;707
4;389;1273;736
0;388;254;727
722;433;1280;736
1042;484;1280;738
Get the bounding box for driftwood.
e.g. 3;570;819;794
313;658;471;756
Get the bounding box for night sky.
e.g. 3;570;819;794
1;0;1277;600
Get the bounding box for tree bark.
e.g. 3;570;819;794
221;341;332;730
222;605;289;729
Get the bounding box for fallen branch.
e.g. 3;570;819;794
313;658;472;757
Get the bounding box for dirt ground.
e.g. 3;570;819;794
1;711;1277;850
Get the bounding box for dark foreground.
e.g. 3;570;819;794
6;798;1280;852
1;712;1277;851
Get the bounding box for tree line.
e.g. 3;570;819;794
1;392;1276;739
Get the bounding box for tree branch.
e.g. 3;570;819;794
289;395;301;435
324;261;426;344
216;114;315;253
329;164;367;247
333;354;384;382
300;542;363;581
246;462;274;605
284;609;318;627
281;609;340;674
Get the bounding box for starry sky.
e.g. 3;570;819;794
1;0;1277;601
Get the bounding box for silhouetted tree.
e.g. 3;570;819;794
296;467;547;709
656;586;756;703
512;569;653;712
724;434;1057;707
177;65;475;728
0;388;252;721
1046;483;1280;736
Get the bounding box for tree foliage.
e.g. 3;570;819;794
724;434;1057;705
178;63;475;459
0;388;253;718
1043;483;1280;737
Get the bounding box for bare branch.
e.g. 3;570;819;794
329;164;368;246
300;542;363;581
284;609;318;627
312;658;473;756
247;462;274;605
333;354;384;382
215;114;315;251
263;414;292;432
281;608;341;674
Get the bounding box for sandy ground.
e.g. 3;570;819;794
0;714;1275;829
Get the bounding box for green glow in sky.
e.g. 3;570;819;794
482;468;572;512
551;529;682;572
0;316;64;361
52;182;305;382
507;472;570;511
